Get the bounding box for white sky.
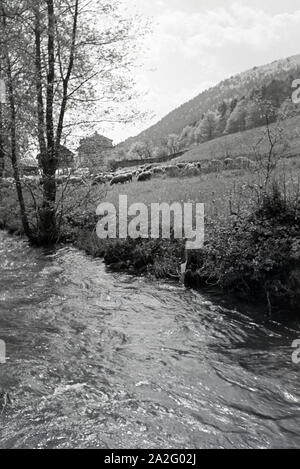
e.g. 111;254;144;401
101;0;300;143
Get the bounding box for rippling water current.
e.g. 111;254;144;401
0;232;299;448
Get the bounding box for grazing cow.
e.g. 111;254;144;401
137;171;152;182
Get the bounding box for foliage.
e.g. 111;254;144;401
186;181;300;313
128;140;153;160
0;0;147;244
118;55;300;157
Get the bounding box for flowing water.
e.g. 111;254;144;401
0;231;299;449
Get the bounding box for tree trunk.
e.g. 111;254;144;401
0;102;4;178
6;58;31;237
38;0;57;244
34;8;47;166
0;1;31;237
55;0;79;150
0;44;5;179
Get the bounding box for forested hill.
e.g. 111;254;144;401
121;54;300;150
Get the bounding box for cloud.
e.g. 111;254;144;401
108;1;300;143
155;4;300;53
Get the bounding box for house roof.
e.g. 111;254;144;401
77;132;113;150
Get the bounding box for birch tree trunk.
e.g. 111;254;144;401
0;1;31;237
0;102;4;178
36;0;57;244
37;0;79;244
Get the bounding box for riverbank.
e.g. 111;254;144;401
76;182;300;314
0;167;299;314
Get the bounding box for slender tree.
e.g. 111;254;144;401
0;1;31;236
0;0;145;244
0;100;4;178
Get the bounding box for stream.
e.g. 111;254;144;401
0;231;299;449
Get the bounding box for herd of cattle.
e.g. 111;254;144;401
0;156;256;189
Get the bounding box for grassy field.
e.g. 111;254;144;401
102;114;300;220
100;156;300;224
105;171;251;219
1;152;299;237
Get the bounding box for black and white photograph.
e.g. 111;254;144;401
0;0;300;451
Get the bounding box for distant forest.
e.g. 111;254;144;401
114;55;300;161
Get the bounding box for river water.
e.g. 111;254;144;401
0;231;299;448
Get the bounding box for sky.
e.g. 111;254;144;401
102;0;300;143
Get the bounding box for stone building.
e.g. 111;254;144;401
76;132;113;170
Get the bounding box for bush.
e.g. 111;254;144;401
185;182;300;313
76;231;185;279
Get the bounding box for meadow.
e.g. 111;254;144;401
101;155;300;225
173;115;300;164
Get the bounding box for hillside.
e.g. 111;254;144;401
173;115;300;164
120;54;300;150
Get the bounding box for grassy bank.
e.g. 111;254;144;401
174;115;300;164
0;161;299;314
